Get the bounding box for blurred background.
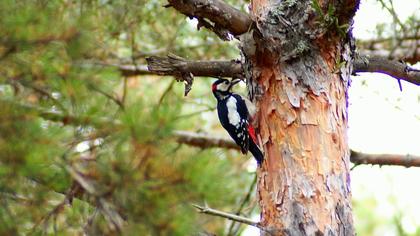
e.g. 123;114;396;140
0;0;418;235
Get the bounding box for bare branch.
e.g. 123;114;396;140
91;55;242;78
377;0;406;33
147;54;242;95
81;61;153;76
192;204;260;228
358;35;420;45
147;54;242;77
166;0;252;37
173;130;239;150
350;150;420;167
358;36;420;64
353;54;420;86
151;53;420;89
84;57;242;79
96;54;420;90
5;99;420;168
174;130;420;167
108;63;152;77
359;47;420;65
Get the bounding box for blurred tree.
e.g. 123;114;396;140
0;0;249;235
0;0;418;235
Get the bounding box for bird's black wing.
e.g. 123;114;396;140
231;94;250;153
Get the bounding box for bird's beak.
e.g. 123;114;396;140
228;78;243;91
231;78;242;86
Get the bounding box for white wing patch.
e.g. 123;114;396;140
226;96;241;128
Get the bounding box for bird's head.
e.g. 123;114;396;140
212;78;241;100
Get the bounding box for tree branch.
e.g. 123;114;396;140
147;54;242;77
173;130;239;150
5;99;419;168
104;63;152;77
147;54;242;95
166;0;252;38
350;150;420;167
353;54;420;86
377;0;406;33
360;49;420;65
358;37;420;64
78;61;153;76
144;54;420;87
358;35;420;46
83;57;242;79
191;204;260;228
174;130;420;168
90;53;420;89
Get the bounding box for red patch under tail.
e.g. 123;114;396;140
248;124;257;144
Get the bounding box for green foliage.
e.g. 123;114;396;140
0;0;249;235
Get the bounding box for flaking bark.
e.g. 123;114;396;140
243;0;359;235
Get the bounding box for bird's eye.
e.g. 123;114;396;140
224;81;229;84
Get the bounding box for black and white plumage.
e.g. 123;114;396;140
212;78;264;165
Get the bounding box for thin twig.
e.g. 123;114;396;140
192;204;261;229
158;79;176;106
88;83;124;110
378;0;406;33
121;76;128;109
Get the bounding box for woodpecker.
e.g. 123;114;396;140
212;78;264;165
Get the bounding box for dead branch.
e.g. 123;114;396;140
147;54;242;95
360;47;420;65
358;35;420;46
105;63;152;77
91;56;242;78
166;0;252;38
89;54;420;88
174;130;239;150
353;54;420;86
78;61;153;76
192;204;260;228
146;54;242;77
350;150;420;167
87;59;241;78
358;36;420;64
4;99;420;168
145;54;419;87
174;130;420;168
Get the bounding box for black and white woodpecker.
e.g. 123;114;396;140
212;78;264;165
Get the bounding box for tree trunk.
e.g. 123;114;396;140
243;1;359;235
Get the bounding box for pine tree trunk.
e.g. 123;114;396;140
242;1;359;235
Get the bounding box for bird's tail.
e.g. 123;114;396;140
249;141;264;166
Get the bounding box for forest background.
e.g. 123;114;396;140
0;0;419;235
